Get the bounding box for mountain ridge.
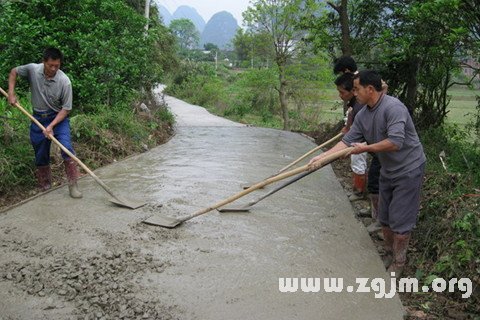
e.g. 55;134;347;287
153;2;239;49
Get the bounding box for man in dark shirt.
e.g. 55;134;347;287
310;70;426;276
334;56;386;232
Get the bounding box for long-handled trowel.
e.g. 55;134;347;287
142;147;353;228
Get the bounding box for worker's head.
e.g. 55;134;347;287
333;56;357;74
42;47;63;78
334;73;355;102
353;70;383;106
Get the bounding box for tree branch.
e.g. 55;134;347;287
327;1;341;14
447;65;480;88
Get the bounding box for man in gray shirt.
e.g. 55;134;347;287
8;48;82;198
308;70;426;277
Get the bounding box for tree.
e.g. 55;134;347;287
204;43;219;51
326;0;351;55
370;0;467;128
233;28;275;67
243;0;321;130
232;29;252;62
457;0;480;83
306;0;474;128
0;0;177;107
169;18;200;50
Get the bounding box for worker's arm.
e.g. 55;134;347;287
7;68;18;105
308;141;349;170
351;139;399;154
44;109;70;137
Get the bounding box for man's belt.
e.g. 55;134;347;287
33;110;57;118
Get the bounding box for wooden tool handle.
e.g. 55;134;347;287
182;147;354;221
0;87;121;202
277;131;343;174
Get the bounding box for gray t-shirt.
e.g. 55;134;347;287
16;63;72;112
343;94;426;179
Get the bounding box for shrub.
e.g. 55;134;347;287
413;125;479;307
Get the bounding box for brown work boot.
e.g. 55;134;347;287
64;159;83;199
382;226;394;269
36;165;52;191
387;232;411;278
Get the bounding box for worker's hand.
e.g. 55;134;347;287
351;142;368;154
43;125;54;138
341;126;349;134
308;154;325;171
7;93;17;106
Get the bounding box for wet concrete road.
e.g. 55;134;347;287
0;91;405;319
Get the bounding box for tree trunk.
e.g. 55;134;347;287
144;0;150;31
405;57;420;115
328;0;351;55
339;0;351;55
278;64;290;130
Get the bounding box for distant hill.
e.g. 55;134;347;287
155;3;172;25
201;11;239;49
172;5;205;33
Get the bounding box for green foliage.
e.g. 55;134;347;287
73;107;144;145
0;100;36;191
232;28;275;67
0;98;48;191
169;18;200;50
0;96;173;193
414;125;479;304
0;0;176;108
244;0;323;130
204;43;219;51
165;60;222;106
349;0;463;128
305;0;480;130
286;53;336;130
465;95;480;145
164;55;338;131
226;68;279;118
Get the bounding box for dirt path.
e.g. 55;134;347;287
0;89;405;319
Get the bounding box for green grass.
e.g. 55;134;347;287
317;88;344;124
447;87;479;126
319;87;480;127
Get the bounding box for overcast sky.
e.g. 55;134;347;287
160;0;251;26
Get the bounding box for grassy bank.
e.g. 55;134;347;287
0;94;174;210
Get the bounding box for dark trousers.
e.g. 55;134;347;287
30;111;75;166
367;153;381;194
378;163;426;234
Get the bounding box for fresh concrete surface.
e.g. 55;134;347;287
0;89;405;319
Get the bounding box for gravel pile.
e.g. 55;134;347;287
1;229;178;320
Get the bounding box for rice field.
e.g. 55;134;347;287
319;87;479;126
